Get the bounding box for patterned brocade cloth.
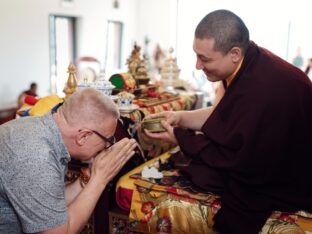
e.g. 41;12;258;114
122;94;196;120
116;150;312;234
129;179;220;233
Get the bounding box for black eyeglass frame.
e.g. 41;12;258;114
91;130;116;149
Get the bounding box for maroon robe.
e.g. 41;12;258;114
174;41;312;233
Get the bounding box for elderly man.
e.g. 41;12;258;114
0;88;137;233
145;10;312;233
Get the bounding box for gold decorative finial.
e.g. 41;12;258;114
64;63;78;98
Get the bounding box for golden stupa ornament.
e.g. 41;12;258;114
160;47;180;88
64;63;78;98
126;43;150;85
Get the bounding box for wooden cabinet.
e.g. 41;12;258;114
0;107;17;125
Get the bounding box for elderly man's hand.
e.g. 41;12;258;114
90;138;137;187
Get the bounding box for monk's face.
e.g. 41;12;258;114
193;38;242;82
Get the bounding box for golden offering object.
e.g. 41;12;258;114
64;63;78;98
109;73;136;90
142;118;166;133
126;43;150;85
127;43;141;77
135;60;150;85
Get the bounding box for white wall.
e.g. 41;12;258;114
136;0;178;58
0;0;139;108
1;0;311;108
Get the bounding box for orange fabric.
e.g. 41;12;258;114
226;57;244;87
297;216;312;231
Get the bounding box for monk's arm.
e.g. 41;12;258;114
175;108;214;131
176;82;225;131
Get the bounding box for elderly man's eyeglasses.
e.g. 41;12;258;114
91;130;116;149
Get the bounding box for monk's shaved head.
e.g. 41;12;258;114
61;88;119;129
195;9;250;54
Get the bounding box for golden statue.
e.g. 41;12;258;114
126;43;150;85
136;60;149;80
127;43;141;77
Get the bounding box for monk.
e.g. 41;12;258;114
144;10;312;233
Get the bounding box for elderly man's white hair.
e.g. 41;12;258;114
61;88;120;127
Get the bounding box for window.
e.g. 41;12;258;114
49;15;76;96
105;21;123;72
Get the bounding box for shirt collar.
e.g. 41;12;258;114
42;112;71;164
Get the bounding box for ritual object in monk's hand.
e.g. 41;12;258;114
142;117;166;133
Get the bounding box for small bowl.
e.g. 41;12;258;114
97;87;114;96
118;97;133;106
142;118;166;133
77;82;90;90
117;91;135;106
91;79;115;96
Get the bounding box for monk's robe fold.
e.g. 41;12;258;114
174;41;312;233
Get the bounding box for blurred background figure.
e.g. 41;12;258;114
153;44;165;73
304;58;312;80
17;82;38;108
292;47;304;69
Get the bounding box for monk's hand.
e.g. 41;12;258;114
144;111;181;126
144;120;178;145
91;138;137;187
